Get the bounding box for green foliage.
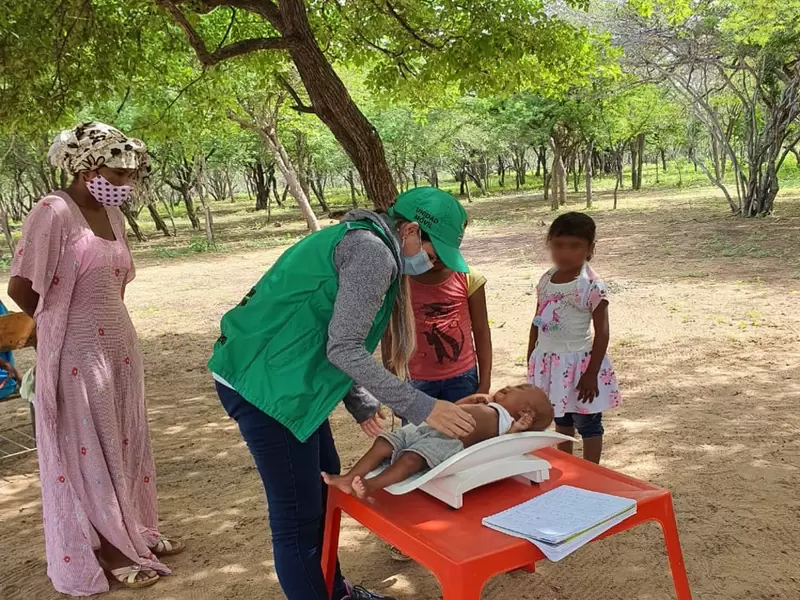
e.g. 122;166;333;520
2;0;800;221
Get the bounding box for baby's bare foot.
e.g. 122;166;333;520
321;472;354;495
351;476;372;501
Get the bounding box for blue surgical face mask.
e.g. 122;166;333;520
401;229;434;276
402;249;434;276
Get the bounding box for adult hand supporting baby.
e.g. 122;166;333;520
359;407;387;437
425;400;476;438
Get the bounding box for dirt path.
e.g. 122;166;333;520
2;190;799;599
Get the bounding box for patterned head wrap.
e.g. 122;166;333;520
47;122;151;182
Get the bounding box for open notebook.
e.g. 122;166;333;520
482;485;637;561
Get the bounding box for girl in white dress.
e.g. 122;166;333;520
527;212;621;463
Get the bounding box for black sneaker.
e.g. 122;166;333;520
344;582;397;600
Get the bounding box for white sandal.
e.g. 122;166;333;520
107;564;159;589
151;536;185;557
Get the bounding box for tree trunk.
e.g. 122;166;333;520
743;161;780;216
554;149;567;206
548;139;560;211
636;133;645;190
551;162;560;209
120;203;146;242
655;154;659;184
660;148;667;172
260;125;320;231
0;204;15;255
277;2;398;209
161;196;177;235
194;155;216;248
181;188;200;229
426;167;439;188
516;147;527;186
147;203;171;237
309;170;330;213
572;154;579;193
585;142;593;208
226;170;236;202
465;164;487;195
272;176;282;207
253;161;270;211
498;155;505;187
347;169;358;208
462;171;472;203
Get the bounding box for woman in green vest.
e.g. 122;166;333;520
209;187;476;600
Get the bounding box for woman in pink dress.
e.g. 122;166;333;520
8;123;183;595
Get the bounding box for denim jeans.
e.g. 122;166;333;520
554;412;604;439
409;366;479;402
402;367;479;425
216;382;349;600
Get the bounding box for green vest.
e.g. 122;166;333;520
208;220;399;442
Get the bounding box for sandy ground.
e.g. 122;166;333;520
1;188;799;600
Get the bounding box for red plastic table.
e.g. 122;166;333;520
322;447;692;600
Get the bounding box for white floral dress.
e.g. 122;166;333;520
527;264;621;418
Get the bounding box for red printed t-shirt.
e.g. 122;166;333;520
407;267;487;381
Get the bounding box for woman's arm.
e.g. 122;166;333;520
8;277;40;318
9;200;65;318
527;302;540;365
467;284;492;394
577;301;610;402
328;230;475;438
327;230;436;425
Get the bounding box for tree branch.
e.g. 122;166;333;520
199;0;282;27
214;7;237;53
383;0;443;50
116;87;132;115
131;69;208;132
778;131;800;171
158;0;288;67
276;74;316;114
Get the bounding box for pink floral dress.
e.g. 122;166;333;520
11;192;169;596
527;264;621;418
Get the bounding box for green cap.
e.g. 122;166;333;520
388;187;468;273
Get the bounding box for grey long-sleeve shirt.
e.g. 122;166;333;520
328;222;436;426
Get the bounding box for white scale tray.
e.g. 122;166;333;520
367;431;575;509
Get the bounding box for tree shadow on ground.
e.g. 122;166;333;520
3;201;800;600
462;190;800;288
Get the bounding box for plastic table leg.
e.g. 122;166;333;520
656;496;693;600
322;502;342;599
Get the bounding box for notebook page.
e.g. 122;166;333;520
483;485;636;544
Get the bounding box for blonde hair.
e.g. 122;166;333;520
387;275;417;379
382;217;418;379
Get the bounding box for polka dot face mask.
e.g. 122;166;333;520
86;174;133;207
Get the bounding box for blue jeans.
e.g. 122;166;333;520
402;367;479;425
409;366;479;402
216;382;349;600
554;412;604;439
